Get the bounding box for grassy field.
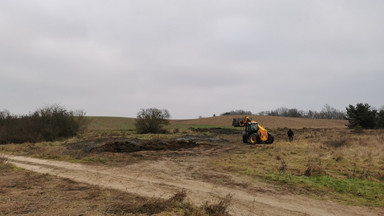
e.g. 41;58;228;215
1;115;383;210
211;128;384;207
172;115;348;129
86;115;348;130
86;116;136;130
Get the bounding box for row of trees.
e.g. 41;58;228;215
258;104;345;119
220;105;345;120
218;103;384;130
221;110;252;116
0;105;87;144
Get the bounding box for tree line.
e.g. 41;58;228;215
258;104;346;119
221;105;345;120
220;103;384;129
0;105;87;144
221;110;252;116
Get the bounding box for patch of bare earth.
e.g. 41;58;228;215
0;162;186;216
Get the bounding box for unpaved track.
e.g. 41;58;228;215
3;154;383;216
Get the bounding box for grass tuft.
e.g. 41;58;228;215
203;194;232;216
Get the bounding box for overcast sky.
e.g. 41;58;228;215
1;0;383;119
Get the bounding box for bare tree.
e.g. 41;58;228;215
135;108;170;134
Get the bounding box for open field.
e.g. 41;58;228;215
172;115;348;129
86;115;348;130
1;115;383;215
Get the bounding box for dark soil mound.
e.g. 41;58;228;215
68;138;199;153
67;139;103;153
99;139;198;153
175;135;227;143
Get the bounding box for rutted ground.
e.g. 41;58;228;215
3;153;383;216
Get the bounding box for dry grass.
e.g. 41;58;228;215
212;128;384;206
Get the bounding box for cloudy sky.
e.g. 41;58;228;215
1;0;383;119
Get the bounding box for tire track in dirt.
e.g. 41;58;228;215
3;154;383;216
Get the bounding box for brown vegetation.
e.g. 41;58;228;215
0;105;87;144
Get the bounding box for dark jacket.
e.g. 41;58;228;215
287;129;294;137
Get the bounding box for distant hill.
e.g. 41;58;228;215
86;116;136;130
171;115;348;129
86;115;347;130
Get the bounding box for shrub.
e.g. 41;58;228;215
135;108;170;134
0;105;87;144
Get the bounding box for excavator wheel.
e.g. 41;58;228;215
266;133;274;144
248;133;259;144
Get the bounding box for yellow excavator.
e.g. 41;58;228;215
232;116;274;144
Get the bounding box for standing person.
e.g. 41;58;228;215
287;129;294;142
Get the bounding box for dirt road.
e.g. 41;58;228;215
3;154;382;216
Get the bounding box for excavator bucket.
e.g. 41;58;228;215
232;118;242;127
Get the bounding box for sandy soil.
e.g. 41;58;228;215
3;153;382;216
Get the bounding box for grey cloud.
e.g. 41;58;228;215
1;0;383;118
